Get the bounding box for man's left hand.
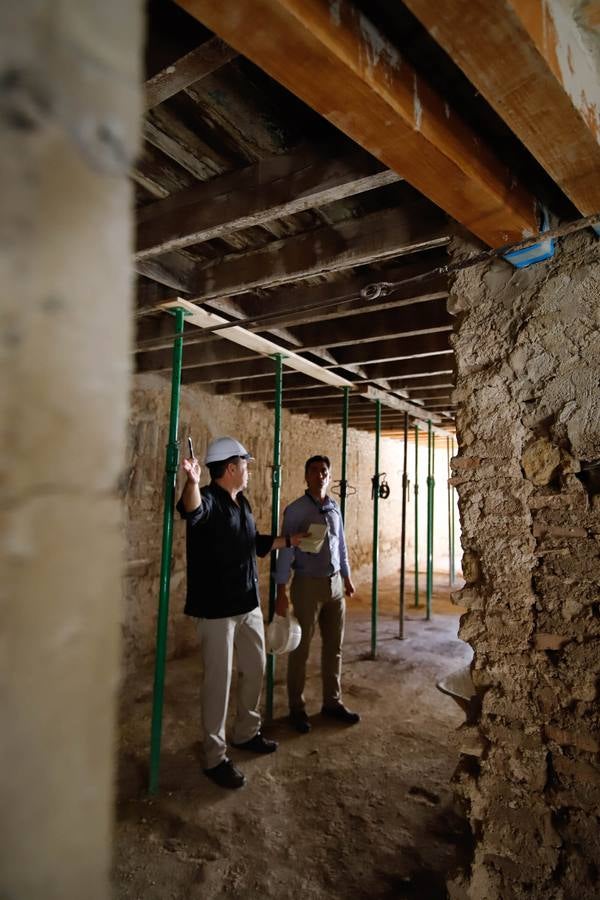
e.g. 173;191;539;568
344;576;355;597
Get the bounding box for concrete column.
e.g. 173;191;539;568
0;3;142;899
448;231;600;899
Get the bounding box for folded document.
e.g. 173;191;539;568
299;523;328;554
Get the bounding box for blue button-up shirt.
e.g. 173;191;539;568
275;491;350;583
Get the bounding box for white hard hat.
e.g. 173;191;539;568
204;436;255;465
266;614;302;656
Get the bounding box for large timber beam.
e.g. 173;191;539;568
136;147;401;258
176;0;538;247
403;0;600;217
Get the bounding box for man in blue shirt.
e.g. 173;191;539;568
275;455;360;733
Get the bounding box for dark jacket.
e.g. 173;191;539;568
176;481;274;618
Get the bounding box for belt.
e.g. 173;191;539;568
296;570;340;580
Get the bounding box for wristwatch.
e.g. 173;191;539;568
285;534;291;548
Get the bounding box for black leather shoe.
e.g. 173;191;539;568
204;758;246;789
289;710;311;734
321;704;360;725
232;732;278;754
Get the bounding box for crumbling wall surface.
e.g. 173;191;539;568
0;3;142;899
448;231;600;900
124;373;407;669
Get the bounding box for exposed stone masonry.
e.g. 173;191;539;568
448;232;600;899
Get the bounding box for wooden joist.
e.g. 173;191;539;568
136;199;448;296
403;0;600;216
136;147;402;259
176;0;538;247
136;300;451;373
145;37;238;109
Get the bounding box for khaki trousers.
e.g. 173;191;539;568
288;572;345;712
197;606;265;769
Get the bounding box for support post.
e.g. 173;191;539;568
447;436;453;586
398;412;408;639
149;306;185;794
426;421;435;621
450;438;456;585
414;424;420;608
340;386;350;523
266;352;283;720
371;400;381;659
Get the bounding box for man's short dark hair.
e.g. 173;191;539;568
304;454;331;476
208;455;241;481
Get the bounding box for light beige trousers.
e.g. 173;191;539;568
288;572;345;712
197;606;265;769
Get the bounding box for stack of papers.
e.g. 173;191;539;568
299;523;328;554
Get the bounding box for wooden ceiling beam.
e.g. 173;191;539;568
328;331;452;367
135;255;448;339
135;200;448;298
180;350;454;387
188;200;448;301
176;0;538;247
136;146;401;259
145;37;238;109
403;0;600;217
137;298;452;372
289;298;451;351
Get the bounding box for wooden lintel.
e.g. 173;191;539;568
176;0;538;247
404;0;600;216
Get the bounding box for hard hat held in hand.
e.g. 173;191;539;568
267;614;302;655
204;436;255;465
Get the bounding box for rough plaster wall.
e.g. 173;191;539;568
448;232;600;899
124;373;410;669
0;3;142;899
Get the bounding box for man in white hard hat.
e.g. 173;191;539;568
275;454;359;734
177;436;305;789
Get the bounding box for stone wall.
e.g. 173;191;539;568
0;3;142;899
448;231;600;899
124;372;418;670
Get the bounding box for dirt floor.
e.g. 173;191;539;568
114;573;473;899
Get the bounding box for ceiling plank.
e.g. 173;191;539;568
176;0;538;247
136;147;401;259
145;37;238;109
403;0;600;217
